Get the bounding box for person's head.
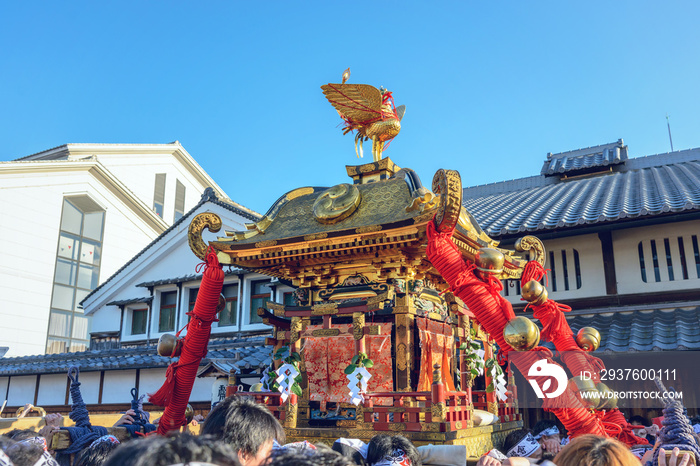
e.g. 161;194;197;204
73;435;121;466
1;436;53;466
201;396;284;466
629;415;651;439
503;429;542;459
553;434;639;466
270;444;354;466
103;433;239;466
533;420;561;444
3;430;38;442
366;435;421;466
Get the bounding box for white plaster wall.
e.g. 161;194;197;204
614;220;700;295
97;153;213;226
0;168;163;356
7;376;37;406
191;376;214;402
36;374;68;406
75;371;102;405
138;368;167;397
101;370;137;404
503;233;607;304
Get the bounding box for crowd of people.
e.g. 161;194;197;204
1;398;699;466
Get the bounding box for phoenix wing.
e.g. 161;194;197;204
321;83;383;124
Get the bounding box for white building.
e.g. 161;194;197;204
0;190;282;412
0;143;230;356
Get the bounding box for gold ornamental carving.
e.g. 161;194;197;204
290;317;302;343
304;232;328;241
515;235;546;267
313;184;362;225
311;328;340;337
396;342;408;371
352;312;365;341
285;402;298;428
487;401;499;416
188;213;223;260
321;78;406;161
311;302;338;315
255;239;278;248
431;402;446;422
286;187;315;200
431;169;462;233
388;423;406;432
355;225;382;234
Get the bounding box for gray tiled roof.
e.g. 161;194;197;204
136;269;243;288
106;297;153;306
541;140;628;176
463;149;700;236
565;307;700;352
0;337;271;376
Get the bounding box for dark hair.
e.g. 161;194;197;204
73;439;120;466
3;429;38;441
1;437;44;466
271;444;354;466
201;396;285;456
533;419;559;437
503;428;532;455
628;415;651;427
366;435;420;466
103;433;239;466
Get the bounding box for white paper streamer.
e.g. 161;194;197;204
346;365;372;405
490;365;508;402
275;363;300;402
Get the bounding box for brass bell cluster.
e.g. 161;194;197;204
157;293;227;358
575;327;601;352
521;280;548;306
569;376;617;410
474;248;505;281
503;316;540;351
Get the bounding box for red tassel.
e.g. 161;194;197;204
149;362;177;407
150;248;224;435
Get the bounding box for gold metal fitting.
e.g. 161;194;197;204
575;327;601;352
474;248;505;278
216;293;227;313
185;404;194;424
503;316;540;351
157;333;181;358
521;280;549;305
596;382;618;410
569;376;600;409
250;382;264;392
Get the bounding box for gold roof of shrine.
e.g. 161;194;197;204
188;159;542;287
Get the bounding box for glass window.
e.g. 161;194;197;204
159;291;177;332
47;195;105;354
82;211;104;241
283;291;295;306
249;280;269;324
55;258;78;286
72;315;89;340
154;173;166;218
131;308;148;335
188;288;199;313
219;284;238;327
46;338;68;354
69;341;88;353
60;200;82;235
174;180;186;221
80;239;101;265
77;264;99;289
51;284;75;311
48;311;72;338
58;233;80;260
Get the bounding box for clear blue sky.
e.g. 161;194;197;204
2;1;698;212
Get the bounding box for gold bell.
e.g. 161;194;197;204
575;327;601;352
596;382;617;410
474;248;505;278
569;376;601;409
521;280;548;306
503;316;540;351
185;404;194;424
217;293;227;313
157;333;181;358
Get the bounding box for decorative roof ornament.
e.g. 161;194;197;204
322;69;406;162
